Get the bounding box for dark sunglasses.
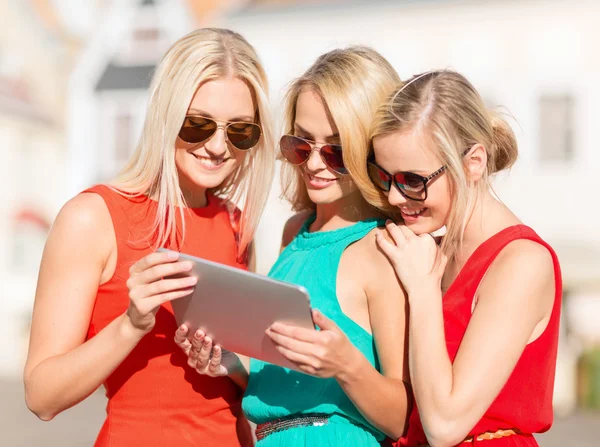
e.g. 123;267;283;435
280;135;348;175
178;115;262;150
367;156;447;201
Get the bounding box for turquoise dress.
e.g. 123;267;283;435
242;215;386;446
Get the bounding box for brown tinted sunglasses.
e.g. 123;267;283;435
178;115;262;150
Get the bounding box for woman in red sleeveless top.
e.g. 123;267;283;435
361;70;561;447
23;28;274;446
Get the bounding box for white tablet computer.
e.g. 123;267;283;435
158;248;315;371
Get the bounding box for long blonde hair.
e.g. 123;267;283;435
112;28;274;256
280;46;400;212
364;70;518;259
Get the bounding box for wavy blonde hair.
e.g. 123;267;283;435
363;70;518;259
111;28;274;256
280;46;400;213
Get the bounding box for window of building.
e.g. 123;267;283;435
115;112;133;165
539;94;574;163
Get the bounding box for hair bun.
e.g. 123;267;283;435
489;113;518;173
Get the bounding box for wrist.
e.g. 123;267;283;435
228;361;249;389
229;369;249;389
119;313;150;342
335;344;366;385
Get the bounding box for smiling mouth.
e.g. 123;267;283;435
306;172;338;185
192;153;230;168
400;207;427;218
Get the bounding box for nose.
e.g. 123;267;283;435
305;147;326;172
203;127;228;157
387;184;408;207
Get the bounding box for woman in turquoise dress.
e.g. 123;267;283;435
176;47;411;446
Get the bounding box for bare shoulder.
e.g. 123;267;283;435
47;193;114;259
54;193;113;234
354;227;406;301
281;210;313;250
489;238;555;282
479;238;555;309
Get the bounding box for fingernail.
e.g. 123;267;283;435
167;251;178;259
178;325;185;333
194;330;202;339
183;261;194;270
386;219;393;225
203;339;210;346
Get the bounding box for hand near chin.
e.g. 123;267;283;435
376;220;447;297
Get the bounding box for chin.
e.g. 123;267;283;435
402;217;440;236
186;164;238;189
193;174;233;190
306;188;344;205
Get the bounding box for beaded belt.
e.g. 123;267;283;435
255;413;333;441
416;428;521;446
464;428;520;443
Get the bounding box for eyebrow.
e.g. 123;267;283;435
187;109;254;122
294;123;340;141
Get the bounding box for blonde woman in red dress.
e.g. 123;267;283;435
361;70;562;447
24;28;274;447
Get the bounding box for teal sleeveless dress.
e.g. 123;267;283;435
242;215;386;446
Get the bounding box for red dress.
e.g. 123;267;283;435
403;225;562;446
83;185;251;447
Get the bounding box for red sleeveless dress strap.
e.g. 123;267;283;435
80;184;251;447
402;225;562;447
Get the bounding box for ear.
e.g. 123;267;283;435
464;143;487;182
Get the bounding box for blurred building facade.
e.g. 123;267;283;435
0;0;235;376
1;0;598;416
0;0;81;376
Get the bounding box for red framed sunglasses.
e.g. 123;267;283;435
367;148;472;201
368;157;445;201
279;135;348;175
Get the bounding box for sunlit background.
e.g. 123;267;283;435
1;0;599;445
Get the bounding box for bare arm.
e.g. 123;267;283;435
24;194;140;420
408;241;554;446
267;231;410;440
24;194;196;420
377;223;555;447
334;232;411;440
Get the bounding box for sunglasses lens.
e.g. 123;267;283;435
280;135;311;164
367;162;391;191
320;144;347;174
395;173;426;199
178;117;217;143
226;122;261;150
